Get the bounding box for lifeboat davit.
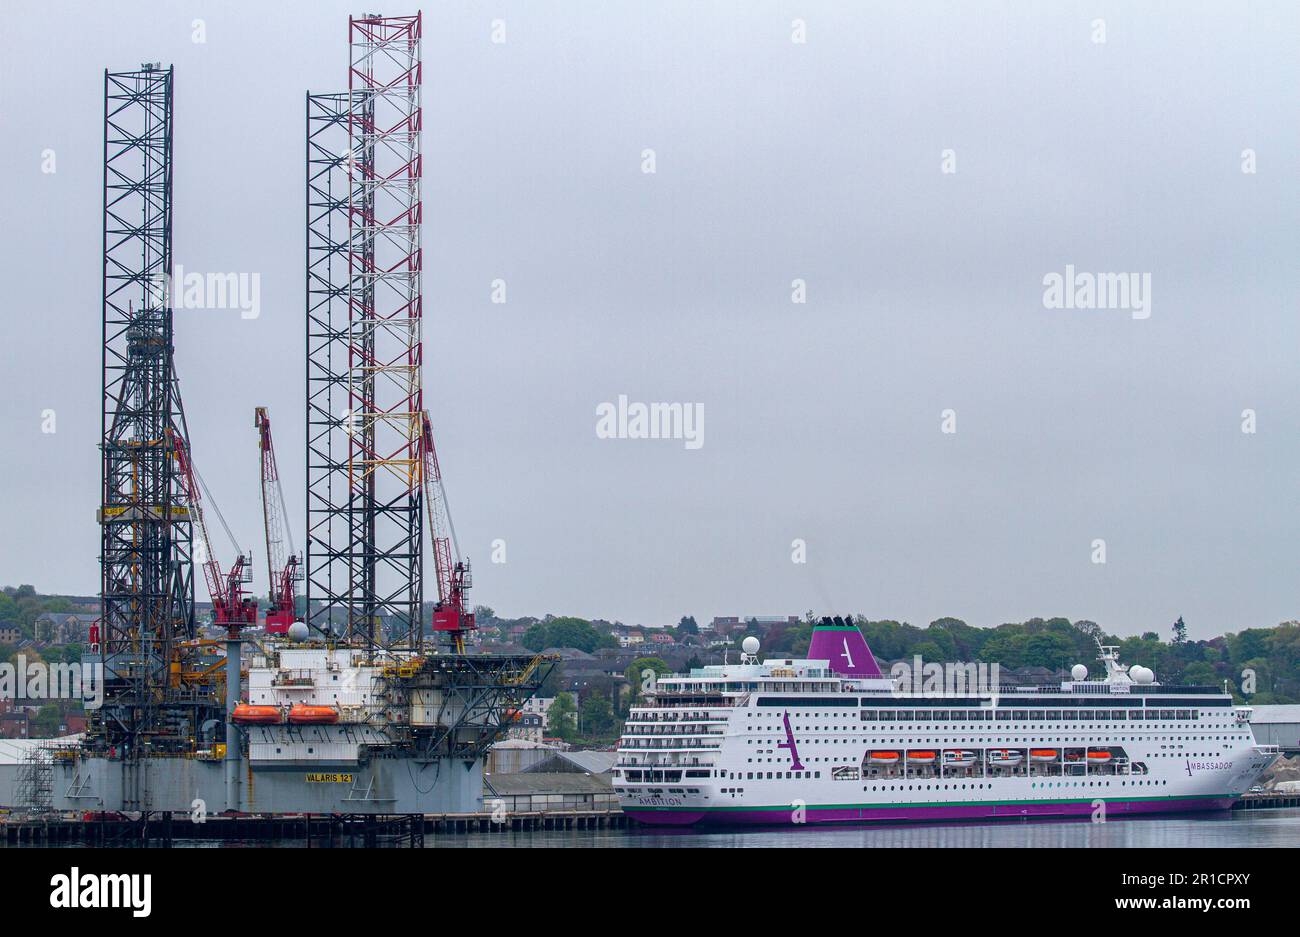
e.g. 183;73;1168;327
907;751;938;765
868;751;900;765
231;704;281;725
288;704;339;725
1030;749;1059;762
1087;750;1112;763
943;750;977;767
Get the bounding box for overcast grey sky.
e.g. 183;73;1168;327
0;1;1296;639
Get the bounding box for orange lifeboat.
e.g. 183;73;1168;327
232;704;282;725
906;751;938;764
1030;749;1059;762
1087;750;1112;763
868;751;900;765
288;704;339;725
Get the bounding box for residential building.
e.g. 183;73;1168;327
33;613;99;645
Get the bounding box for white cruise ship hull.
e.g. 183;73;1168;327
614;624;1279;829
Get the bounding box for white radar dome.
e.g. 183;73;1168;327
287;621;309;641
1070;664;1088;681
741;636;760;655
1131;665;1155;684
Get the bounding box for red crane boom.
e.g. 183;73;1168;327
420;411;474;652
255;407;302;635
170;428;256;630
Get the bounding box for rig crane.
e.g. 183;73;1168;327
255;407;302;635
420;410;475;652
170;426;256;630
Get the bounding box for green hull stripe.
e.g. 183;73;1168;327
625;793;1237;814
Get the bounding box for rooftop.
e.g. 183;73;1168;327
1252;705;1300;723
524;749;617;775
484;772;613;796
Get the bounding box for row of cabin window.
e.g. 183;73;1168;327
861;709;1201;722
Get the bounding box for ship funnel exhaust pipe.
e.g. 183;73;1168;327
808;615;883;678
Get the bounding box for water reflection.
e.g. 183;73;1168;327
425;808;1300;849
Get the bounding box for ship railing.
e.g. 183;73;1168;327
628;703;737;714
272;668;315;687
979;683;1220;695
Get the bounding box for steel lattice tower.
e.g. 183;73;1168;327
307;13;424;652
306;90;354;642
98;64;197;754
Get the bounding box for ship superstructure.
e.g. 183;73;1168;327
615;619;1278;826
54;642;546;814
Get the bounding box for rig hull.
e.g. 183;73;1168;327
46;752;486;815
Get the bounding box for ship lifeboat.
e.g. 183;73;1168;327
906;751;938;765
288;704;339;725
231;704;282;725
942;750;977;768
987;749;1023;766
1087;750;1112;763
1030;749;1059;762
867;751;900;765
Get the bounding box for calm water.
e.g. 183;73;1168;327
146;806;1300;848
423;808;1300;848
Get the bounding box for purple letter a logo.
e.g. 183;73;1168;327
778;711;805;770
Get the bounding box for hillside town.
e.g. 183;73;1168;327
2;584;1298;752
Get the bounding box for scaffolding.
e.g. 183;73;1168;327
13;746;54;817
307;14;425;653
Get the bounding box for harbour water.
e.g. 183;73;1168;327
106;806;1296;848
424;807;1300;848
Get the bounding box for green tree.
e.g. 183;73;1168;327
579;693;618;740
521;616;618;653
547;693;577;740
785;622;813;657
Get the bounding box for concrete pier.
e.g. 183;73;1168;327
0;807;630;846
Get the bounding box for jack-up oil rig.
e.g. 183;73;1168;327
53;12;550;818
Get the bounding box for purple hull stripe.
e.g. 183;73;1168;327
626;797;1236;827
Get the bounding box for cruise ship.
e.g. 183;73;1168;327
614;618;1278;826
